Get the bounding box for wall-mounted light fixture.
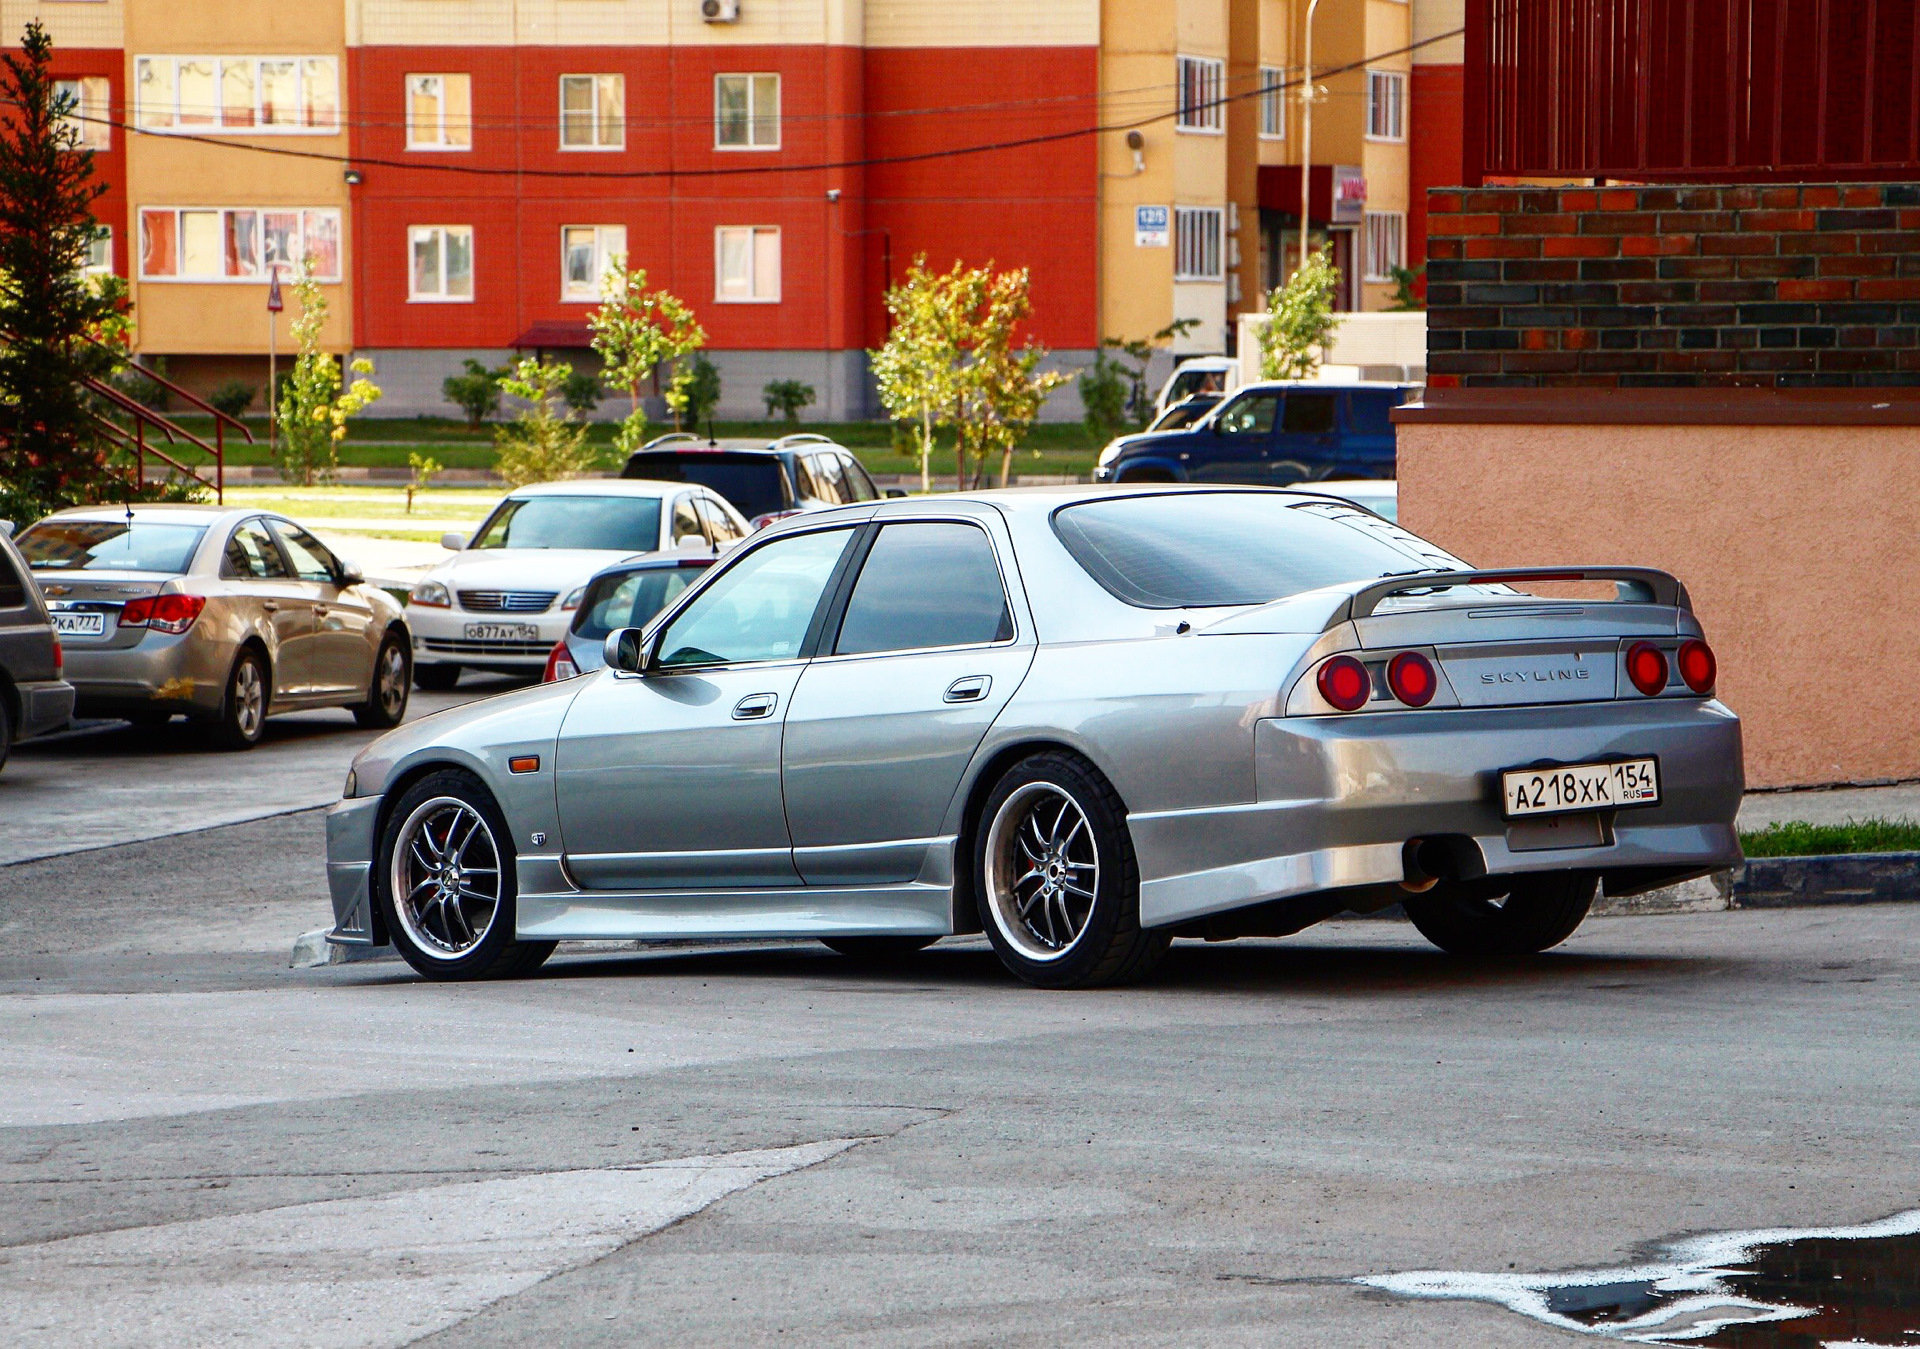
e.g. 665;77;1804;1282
1126;130;1145;175
343;168;364;186
826;187;841;202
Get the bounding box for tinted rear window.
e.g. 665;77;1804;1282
573;564;708;640
1052;493;1465;609
0;542;23;608
472;496;661;552
17;520;207;574
623;453;789;520
834;523;1012;655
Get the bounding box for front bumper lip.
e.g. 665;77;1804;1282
325;795;382;943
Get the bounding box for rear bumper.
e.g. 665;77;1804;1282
11;677;75;741
1131;698;1744;927
63;631;231;716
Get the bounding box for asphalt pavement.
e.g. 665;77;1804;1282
1;798;1916;1346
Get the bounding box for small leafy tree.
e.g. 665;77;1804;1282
0;21;126;521
954;267;1068;489
442;358;504;429
871;256;968;493
562;369;602;415
276;261;381;486
762;378;815;425
1386;261;1427;312
1098;318;1202;427
1077;349;1129;441
588;261;706;458
493;356;601;487
405;450;441;514
666;354;721;431
1259;247;1343;381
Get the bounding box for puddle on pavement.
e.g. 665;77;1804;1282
1359;1208;1920;1345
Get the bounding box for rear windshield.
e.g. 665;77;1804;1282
623;453;789;520
17;520;207;574
472;496;661;552
573;564;709;640
1052;493;1464;609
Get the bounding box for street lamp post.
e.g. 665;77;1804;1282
1299;0;1325;282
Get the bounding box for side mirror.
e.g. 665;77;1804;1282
884;487;909;499
440;532;465;551
604;626;648;673
336;562;365;586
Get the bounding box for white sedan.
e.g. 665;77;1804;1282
407;480;748;688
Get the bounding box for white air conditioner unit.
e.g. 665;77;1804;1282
701;0;740;21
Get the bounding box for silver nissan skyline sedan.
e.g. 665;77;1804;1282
323;485;1744;988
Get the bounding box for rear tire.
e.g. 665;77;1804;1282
973;751;1168;989
1116;468;1176;484
374;768;555;981
413;663;460;691
206;648;269;751
1403;873;1598;957
1270;459;1313;486
821;936;937;960
353;632;411;729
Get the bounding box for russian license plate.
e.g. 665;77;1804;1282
1501;757;1659;818
464;622;539;642
51;610;106;637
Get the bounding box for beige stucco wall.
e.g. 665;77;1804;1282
1397;420;1920;789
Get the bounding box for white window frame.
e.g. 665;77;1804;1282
137;207;342;283
714;73;780;151
1364;211;1405;281
54;76;111;150
714;225;781;304
559;73;624;151
408;224;475;303
561;224;627;302
1259;67;1286;140
1366;69;1407;142
1175;55;1224;134
133;55;339;135
405;73;471;151
1173;206;1224;281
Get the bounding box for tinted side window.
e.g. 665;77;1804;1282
1215;392;1280;436
1280;393;1336;435
0;543;23;608
695;496;743;545
657;528;853;667
270;520;341;583
839;453;879;502
576;566;702;640
225;520;292;579
803;453;849;505
670;496;704;546
834;522;1013;656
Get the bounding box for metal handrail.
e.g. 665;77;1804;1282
89;339;257;504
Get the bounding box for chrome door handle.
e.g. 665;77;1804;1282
944;675;991;704
732;692;778;720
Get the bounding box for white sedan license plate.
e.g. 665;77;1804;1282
1502;758;1659;818
52;610;106;637
464;622;539;642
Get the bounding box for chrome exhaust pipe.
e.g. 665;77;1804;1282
1401;837;1447;893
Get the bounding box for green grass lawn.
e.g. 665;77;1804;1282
1739;818;1920;857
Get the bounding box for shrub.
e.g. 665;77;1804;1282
206;380;256;419
1077;349;1129;441
762;378;816;425
562;369;603;414
666;354;721;431
442;358;505;429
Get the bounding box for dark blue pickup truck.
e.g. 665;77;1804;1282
1092;380;1414;485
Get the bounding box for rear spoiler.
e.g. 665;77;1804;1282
1340;567;1689;623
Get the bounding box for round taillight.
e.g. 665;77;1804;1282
1387;651;1437;707
1316;654;1372;711
1626;642;1669;697
1677;638;1716;694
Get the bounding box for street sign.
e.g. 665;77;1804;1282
1135;205;1169;248
266;271;283;313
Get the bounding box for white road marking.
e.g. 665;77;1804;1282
0;1138;863;1349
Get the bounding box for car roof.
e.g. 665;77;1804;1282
1230;379;1416;392
504;478;685;498
33;503;247;526
775;482;1381;526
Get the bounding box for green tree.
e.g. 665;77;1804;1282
405;450;441;514
1077;349;1129;441
1259;247;1343;381
762;378;815;425
275;262;381;486
1097;318;1201;427
953;267;1068;489
493;356;601;487
588;261;705;458
562;369;602;414
871;256;968;493
441;358;505;430
207;380;256;419
666;354;720;431
0;21;125;522
1386;261;1427;312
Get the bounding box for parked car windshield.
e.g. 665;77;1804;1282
17;519;207;573
471;495;662;551
574;563;709;641
1149;393;1221;431
1052;492;1465;609
622;453;789;521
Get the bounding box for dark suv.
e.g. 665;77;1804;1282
621;433;899;529
1093;381;1415;485
0;523;75;772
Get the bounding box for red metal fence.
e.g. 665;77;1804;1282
1464;0;1920;184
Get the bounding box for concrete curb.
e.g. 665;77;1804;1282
291;929;397;969
1731;851;1920;908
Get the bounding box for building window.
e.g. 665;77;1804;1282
714;73;779;150
406;73;471;150
134;56;338;134
1366;70;1406;141
560;74;624;150
562;225;627;301
54;76;111;150
1364;212;1405;281
715;226;780;303
138;208;340;281
1176;55;1224;133
1174;206;1223;280
1259;67;1285;140
409;225;474;301
85;225;112;275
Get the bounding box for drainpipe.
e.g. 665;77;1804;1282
1299;0;1324;281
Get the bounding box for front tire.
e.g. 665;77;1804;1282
413;663;461;691
974;751;1168;989
354;632;411;729
375;769;555;981
1403;873;1598;957
206;647;269;750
